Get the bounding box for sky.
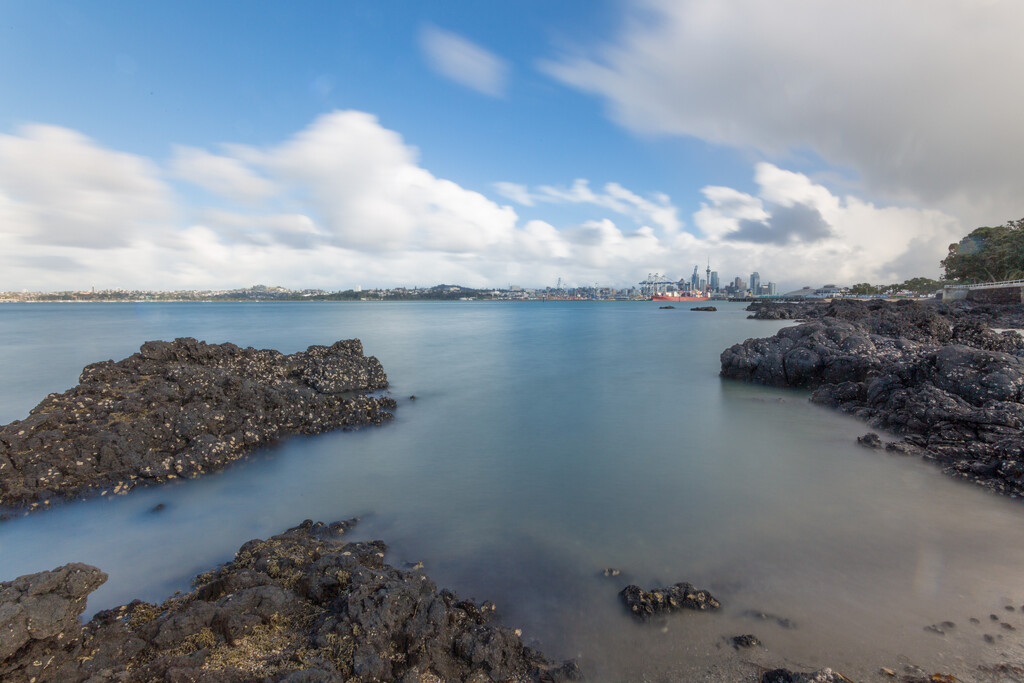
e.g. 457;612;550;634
2;0;1022;292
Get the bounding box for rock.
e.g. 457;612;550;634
602;568;621;577
0;520;580;683
722;300;1024;499
741;609;795;629
0;563;107;678
690;306;717;312
857;432;883;449
731;634;760;648
0;338;397;513
659;305;676;309
761;667;848;682
619;582;720;620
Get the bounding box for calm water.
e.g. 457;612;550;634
2;301;1023;680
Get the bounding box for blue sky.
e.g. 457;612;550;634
2;0;1022;291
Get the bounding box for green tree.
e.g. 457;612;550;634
898;277;946;295
941;218;1024;283
849;282;879;295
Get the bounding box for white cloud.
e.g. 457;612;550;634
251;110;520;253
0;124;175;248
0;114;964;292
170;146;278;203
496;177;682;235
694;162;962;286
543;0;1024;227
419;25;509;97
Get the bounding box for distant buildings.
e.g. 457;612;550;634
749;272;760;293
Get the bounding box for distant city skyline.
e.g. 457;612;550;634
2;1;1022;292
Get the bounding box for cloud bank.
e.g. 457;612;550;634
543;0;1024;226
0;112;961;292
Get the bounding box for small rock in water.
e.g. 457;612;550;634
602;568;621;577
742;609;796;629
409;395;417;400
731;634;760;648
149;503;166;513
619;582;721;620
857;432;883;449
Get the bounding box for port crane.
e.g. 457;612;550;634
639;273;674;298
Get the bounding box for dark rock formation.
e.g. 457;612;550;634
731;634;760;648
722;300;1024;497
619;582;720;620
0;520;580;683
690;306;717;312
659;305;676;309
0;338;396;513
857;432;883;449
0;563;107;668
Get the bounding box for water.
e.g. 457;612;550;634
2;301;1023;680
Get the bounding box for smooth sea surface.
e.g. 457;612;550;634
2;301;1024;680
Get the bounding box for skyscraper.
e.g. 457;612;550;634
749;272;760;293
710;271;719;291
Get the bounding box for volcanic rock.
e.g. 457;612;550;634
0;338;396;513
0;520;580;683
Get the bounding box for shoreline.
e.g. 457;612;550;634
723;298;1024;500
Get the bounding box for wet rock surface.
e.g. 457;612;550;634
619;582;721;620
0;338;396;513
0;520;580;683
723;300;1024;497
760;668;850;683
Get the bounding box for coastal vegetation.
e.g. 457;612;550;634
942;217;1024;283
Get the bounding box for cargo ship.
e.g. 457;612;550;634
651;292;710;301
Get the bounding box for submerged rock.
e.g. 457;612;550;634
857;432;883;449
619;582;720;620
0;520;580;683
690;306;717;312
0;338;396;513
731;634;760;648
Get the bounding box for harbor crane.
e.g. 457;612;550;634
639;273;674;298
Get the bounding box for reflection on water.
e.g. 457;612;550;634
1;301;1023;679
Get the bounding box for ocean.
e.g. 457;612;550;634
1;301;1023;679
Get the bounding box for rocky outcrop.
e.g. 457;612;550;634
619;582;720;620
760;669;850;683
722;301;1024;496
0;520;581;683
0;338;396;513
0;563;107;672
